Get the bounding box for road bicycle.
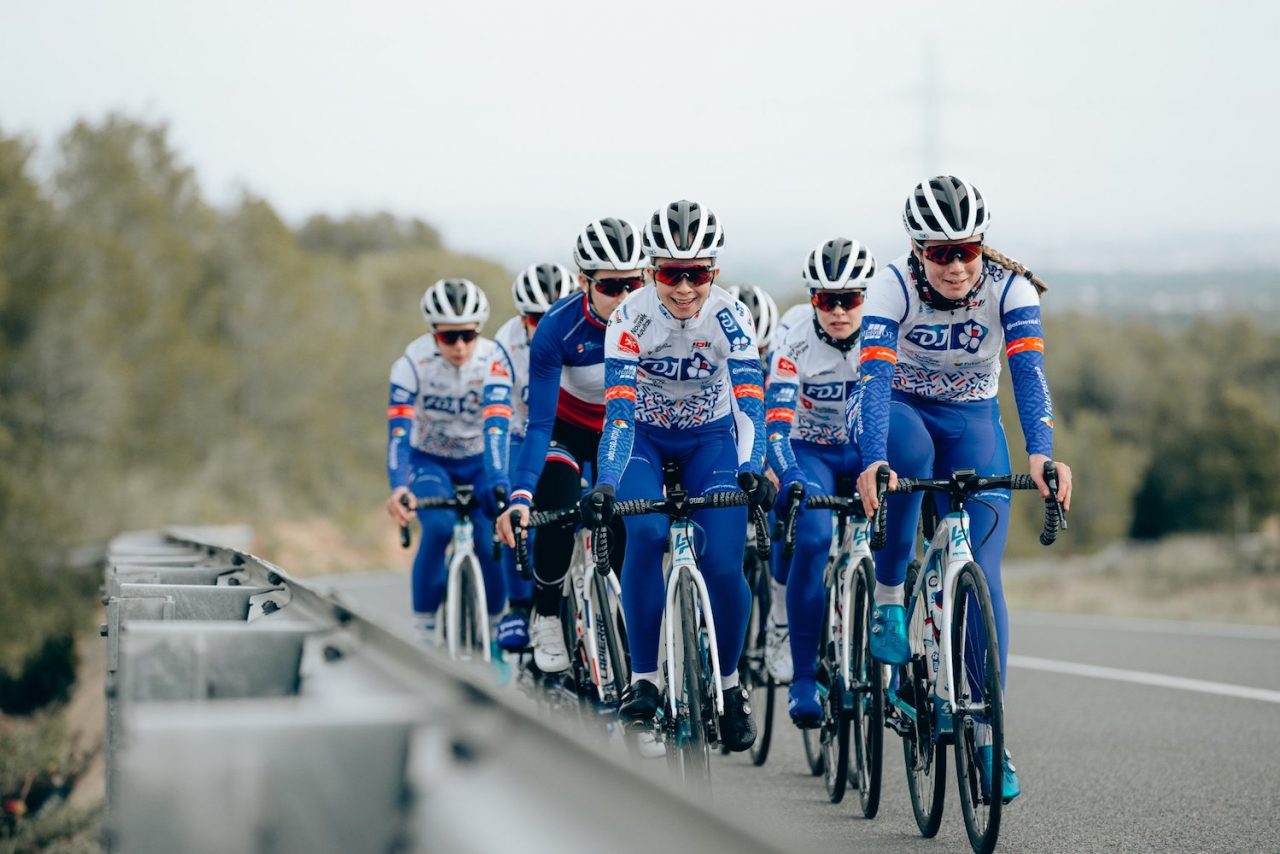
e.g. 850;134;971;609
732;521;776;767
781;469;888;815
883;463;1065;854
588;461;772;786
399;487;492;662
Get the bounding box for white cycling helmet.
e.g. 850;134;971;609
573;218;647;271
644;199;725;260
512;263;577;315
420;278;490;328
902;175;991;242
725;284;779;350
803;238;877;290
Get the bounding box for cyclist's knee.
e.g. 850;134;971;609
625;515;667;553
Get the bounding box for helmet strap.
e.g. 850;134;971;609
812;315;859;352
907;253;985;312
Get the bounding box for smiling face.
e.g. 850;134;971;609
651;258;716;320
915;238;984;300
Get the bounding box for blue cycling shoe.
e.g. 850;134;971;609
869;604;909;664
787;678;822;729
496;609;530;651
977;746;1021;803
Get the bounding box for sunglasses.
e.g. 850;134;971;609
435;329;479;345
588;275;646;297
811;291;866;312
653;265;715;287
919;241;984;265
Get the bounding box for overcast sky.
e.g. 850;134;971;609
3;0;1277;281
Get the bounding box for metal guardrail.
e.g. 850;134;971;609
102;527;786;854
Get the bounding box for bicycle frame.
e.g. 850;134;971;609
664;518;725;720
570;527;627;705
917;511;974;712
444;511;491;662
828;513;874;691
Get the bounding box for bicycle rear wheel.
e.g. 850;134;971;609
849;557;884;818
952;561;1004;854
802;726;825;776
901;559;946;837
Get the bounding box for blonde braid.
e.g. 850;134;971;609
982;246;1048;296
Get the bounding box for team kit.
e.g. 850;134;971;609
383;177;1073;829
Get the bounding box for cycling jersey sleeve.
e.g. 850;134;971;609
764;349;801;476
510;321;564;505
596;327;639;489
855;266;910;465
728;354;766;474
386;356;418;491
482;342;515;488
1001;276;1055;457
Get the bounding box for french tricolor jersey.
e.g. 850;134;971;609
485;317;531;438
597;285;767;487
856;252;1054;463
388;333;496;460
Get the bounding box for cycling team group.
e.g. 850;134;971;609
384;176;1074;800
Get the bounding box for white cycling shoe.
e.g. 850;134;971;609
765;619;793;683
531;615;570;673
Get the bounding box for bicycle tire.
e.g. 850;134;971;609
901;558;946;837
802;724;825;776
747;558;774;767
593;569;630;707
675;573;712;786
952;561;1005;854
459;561;476;659
850;557;884;818
820;603;850;803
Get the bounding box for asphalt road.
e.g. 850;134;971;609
314;572;1280;853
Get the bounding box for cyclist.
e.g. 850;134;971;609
483;263;579;651
775;301;812;342
765;238;876;728
494;219;647;673
386;278;509;644
725;284;780;362
854;176;1073;800
579;199;775;752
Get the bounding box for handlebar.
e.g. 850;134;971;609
511;506;577;580
397;488;480;550
781;464;891;557
888;461;1066;547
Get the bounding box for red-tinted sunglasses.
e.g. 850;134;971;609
587;275;645;297
653;265;715;287
435;329;479;345
811;290;866;312
920;241;984;265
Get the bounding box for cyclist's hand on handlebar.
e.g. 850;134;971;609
496;504;529;548
579;483;616;528
1030;454;1072;512
857;461;898;518
479;482;508;519
387;486;415;526
780;467;807;503
738;470;777;510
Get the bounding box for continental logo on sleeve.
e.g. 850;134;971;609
618;331;640;355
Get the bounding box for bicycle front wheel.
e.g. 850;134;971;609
952;561;1005;854
849;557;884;818
901;558;946;837
746;559;775;767
669;573;712;787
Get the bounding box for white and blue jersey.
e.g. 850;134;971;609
775;302;812;342
855;252;1054;463
482;316;532;485
597;285;767;488
386;332;496;488
765;316;860;477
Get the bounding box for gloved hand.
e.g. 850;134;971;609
738;470;777;510
479;481;509;519
579;483;616;528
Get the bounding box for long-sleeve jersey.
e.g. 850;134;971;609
509;291;608;504
775;303;813;342
597;285;766;489
482;316;532;484
765;316;860;475
853;252;1054;464
387;333;497;489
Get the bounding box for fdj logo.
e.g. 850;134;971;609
639;352;714;381
802;381;855;401
422;390;481;415
906;321;989;354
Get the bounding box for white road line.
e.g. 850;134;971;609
1008;655;1280;705
1010;611;1280;641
